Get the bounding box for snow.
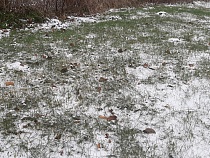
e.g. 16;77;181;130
156;11;168;16
0;29;10;39
168;38;185;43
6;61;29;72
193;1;210;8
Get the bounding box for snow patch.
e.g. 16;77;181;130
6;62;29;72
156;11;168;17
168;38;184;43
0;29;10;39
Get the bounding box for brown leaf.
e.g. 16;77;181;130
165;49;170;54
3;29;9;33
61;67;68;73
5;81;14;86
73;63;80;67
105;133;109;138
109;109;115;115
69;18;75;22
99;77;108;82
143;128;156;134
14;107;20;112
59;150;64;156
55;133;62;140
70;63;80;69
51;84;57;88
70;43;75;47
118;48;123;53
189;64;194;67
96;86;101;93
97;143;101;149
108;139;111;143
143;63;149;68
107;115;117;121
99;115;107;120
77;94;83;100
74;120;81;123
162;62;166;66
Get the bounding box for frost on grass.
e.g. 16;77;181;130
0;1;210;158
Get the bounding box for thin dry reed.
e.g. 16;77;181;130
0;0;202;16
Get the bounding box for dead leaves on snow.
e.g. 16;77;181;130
60;62;80;73
143;128;156;134
96;133;112;150
55;133;62;140
5;81;14;86
98;115;117;121
99;77;108;82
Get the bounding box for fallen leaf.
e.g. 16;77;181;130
70;43;75;47
96;86;101;93
47;56;52;60
74;120;81;123
69;18;75;22
165;49;170;54
118;48;123;53
99;115;107;120
27;18;33;24
60;67;68;73
109;109;115;115
107;115;117;121
108;139;111;143
73;63;80;66
55;133;62;140
42;54;48;58
51;84;57;88
99;77;108;82
5;81;14;86
33;119;39;124
14;107;20;112
162;62;166;66
3;29;9;33
97;143;101;149
70;62;80;69
143;128;156;134
143;63;149;68
105;133;109;138
59;150;64;156
77;94;83;100
189;64;194;67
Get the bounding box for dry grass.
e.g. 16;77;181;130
0;0;203;16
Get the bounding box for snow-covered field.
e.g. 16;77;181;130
0;1;210;158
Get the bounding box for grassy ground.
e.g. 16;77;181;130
0;2;210;158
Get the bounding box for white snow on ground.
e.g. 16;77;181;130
168;37;185;43
0;29;10;39
6;61;29;72
27;16;99;32
193;1;210;8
